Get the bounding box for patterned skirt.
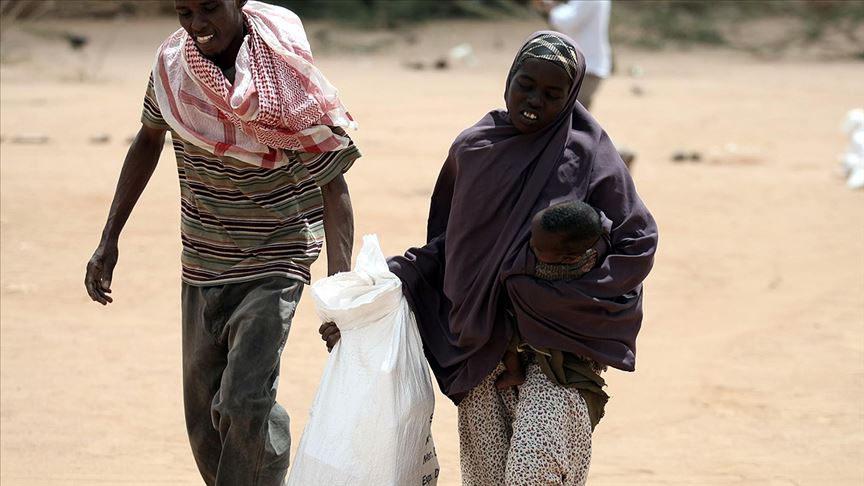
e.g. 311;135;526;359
457;358;593;486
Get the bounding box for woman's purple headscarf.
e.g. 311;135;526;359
389;31;658;404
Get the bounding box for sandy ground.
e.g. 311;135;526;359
1;16;863;486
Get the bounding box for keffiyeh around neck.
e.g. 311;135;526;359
152;1;356;168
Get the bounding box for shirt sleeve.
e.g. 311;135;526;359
293;127;361;186
141;73;170;131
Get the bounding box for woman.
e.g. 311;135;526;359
324;31;657;485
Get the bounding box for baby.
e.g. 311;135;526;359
496;200;603;390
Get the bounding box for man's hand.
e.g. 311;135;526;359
85;242;118;305
319;322;341;352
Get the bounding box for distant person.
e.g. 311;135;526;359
495;200;606;391
84;1;360;485
329;31;657;485
533;0;636;167
533;0;611;110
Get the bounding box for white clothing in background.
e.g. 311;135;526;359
549;0;612;78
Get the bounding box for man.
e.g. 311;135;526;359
84;1;359;484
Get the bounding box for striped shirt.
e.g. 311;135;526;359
141;75;360;286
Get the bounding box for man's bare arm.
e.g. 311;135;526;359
85;124;166;305
318;172;354;351
320;173;354;276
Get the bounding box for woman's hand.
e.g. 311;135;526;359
319;322;341;352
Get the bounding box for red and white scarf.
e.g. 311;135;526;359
152;1;356;168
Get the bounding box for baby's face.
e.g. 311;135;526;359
530;223;593;265
530;227;574;264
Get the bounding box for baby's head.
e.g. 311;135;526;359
530;201;601;265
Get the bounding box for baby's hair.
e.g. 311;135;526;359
538;200;601;244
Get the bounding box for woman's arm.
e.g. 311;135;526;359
426;146;458;242
502;134;658;370
579;134;658;296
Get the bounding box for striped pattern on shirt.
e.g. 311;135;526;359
141;75;360;286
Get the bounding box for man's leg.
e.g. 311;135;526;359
211;277;301;486
182;283;229;486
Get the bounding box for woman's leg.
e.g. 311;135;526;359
505;361;593;486
458;364;514;486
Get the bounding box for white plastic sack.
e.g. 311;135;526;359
287;235;440;486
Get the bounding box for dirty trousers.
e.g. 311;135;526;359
181;277;302;486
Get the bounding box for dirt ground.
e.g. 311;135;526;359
1;15;862;486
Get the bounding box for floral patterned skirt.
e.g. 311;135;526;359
457;358;593;486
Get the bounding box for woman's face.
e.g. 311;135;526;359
506;57;571;134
